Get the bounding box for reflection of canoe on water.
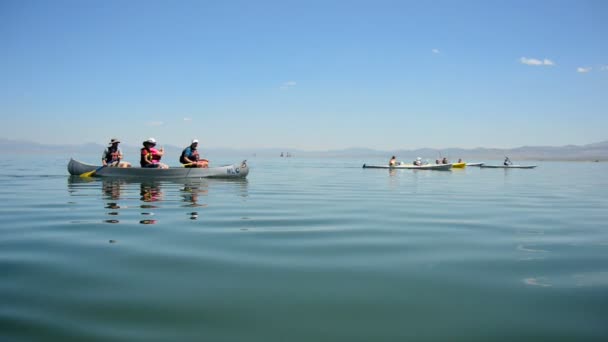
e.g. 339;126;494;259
362;163;452;170
480;165;537;169
68;158;249;179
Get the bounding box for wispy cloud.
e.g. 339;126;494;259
520;57;555;66
600;65;608;71
183;117;192;121
280;81;297;90
146;121;164;126
432;48;440;54
577;67;592;73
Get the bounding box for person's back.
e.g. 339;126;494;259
389;156;396;166
442;157;448;164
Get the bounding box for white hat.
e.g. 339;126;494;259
145;137;156;144
191;139;199;144
108;138;120;146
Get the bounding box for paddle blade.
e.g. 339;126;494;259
80;165;104;178
79;170;96;178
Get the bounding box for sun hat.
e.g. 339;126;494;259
144;137;157;145
108;138;120;146
191;139;199;144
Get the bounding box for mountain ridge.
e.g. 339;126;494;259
1;138;606;161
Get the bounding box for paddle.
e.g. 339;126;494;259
182;159;209;167
80;165;105;178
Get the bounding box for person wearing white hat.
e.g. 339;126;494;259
413;157;423;166
102;138;131;168
180;139;209;168
140;137;168;168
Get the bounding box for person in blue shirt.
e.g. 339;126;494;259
180;139;209;168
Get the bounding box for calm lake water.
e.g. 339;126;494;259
1;155;607;341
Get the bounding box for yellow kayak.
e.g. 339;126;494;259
452;162;466;168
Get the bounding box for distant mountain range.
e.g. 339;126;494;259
2;138;607;161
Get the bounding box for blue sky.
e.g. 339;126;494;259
1;0;606;150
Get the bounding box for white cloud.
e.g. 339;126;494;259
577;67;592;73
280;81;296;90
520;57;555;66
432;48;440;54
146;121;164;126
600;65;608;71
183;117;192;121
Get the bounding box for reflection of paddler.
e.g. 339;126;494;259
181;185;208;207
140;183;162;202
102;180;123;200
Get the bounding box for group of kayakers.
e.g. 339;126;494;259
389;155;513;166
101;138;209;169
389;156;466;166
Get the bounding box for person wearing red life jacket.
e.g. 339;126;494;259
140;138;168;169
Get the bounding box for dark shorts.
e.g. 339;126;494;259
143;164;160;168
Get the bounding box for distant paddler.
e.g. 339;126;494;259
504;157;512;166
180;139;209;168
102;138;131;168
389;156;397;167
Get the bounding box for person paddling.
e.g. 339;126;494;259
140;138;168;169
389;156;397;167
180;139;209;168
102;138;131;168
441;157;449;164
504;157;512;166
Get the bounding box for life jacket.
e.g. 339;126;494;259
140;147;155;167
150;148;161;162
105;147;120;163
180;146;199;164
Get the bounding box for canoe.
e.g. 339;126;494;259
480;165;537;169
362;163;452;170
68;158;249;178
465;162;484;167
452;162;466;168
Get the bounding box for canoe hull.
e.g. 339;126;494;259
452;162;466;168
68;159;249;178
465;162;484;167
363;163;453;170
480;165;537;169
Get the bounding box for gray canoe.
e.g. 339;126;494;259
68;158;249;179
480;165;537;169
363;163;453;170
465;162;484;167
